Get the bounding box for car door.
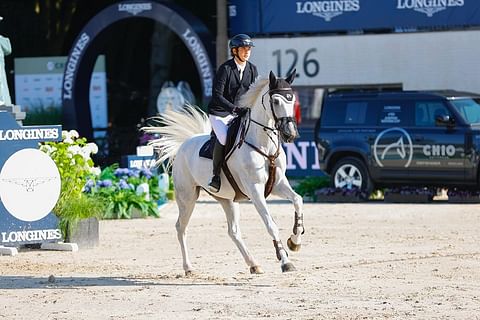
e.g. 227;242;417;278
409;99;465;183
369;99;413;181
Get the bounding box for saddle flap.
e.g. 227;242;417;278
198;116;243;159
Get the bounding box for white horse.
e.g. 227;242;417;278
145;70;305;274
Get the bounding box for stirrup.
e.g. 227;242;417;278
208;176;221;193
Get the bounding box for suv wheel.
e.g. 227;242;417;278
331;157;373;195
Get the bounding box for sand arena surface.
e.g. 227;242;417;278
1;192;480;319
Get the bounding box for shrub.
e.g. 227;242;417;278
293;176;330;200
40;130;104;239
84;164;161;219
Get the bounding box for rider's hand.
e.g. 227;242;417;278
233;107;248;116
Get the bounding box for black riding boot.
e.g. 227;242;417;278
208;140;225;193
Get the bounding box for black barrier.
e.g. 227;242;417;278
61;1;215;140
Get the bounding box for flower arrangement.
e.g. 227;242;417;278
84;164;161;219
384;186;434;196
447;188;480;203
40;130;105;239
383;186;434;203
314;186;367;202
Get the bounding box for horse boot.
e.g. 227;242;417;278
208;139;225;193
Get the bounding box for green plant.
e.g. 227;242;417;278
166;174;175;200
40;130;102;238
293;176;330;200
54;193;105;240
85;164;161;219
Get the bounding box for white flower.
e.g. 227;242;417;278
80;149;91;161
90;166;101;176
69;130;79;139
68;145;82;155
86;142;98;155
61;130;70;140
63;137;74;144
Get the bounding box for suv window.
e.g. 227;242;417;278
450;98;480;124
321;100;377;126
415;101;449;126
345;102;367;124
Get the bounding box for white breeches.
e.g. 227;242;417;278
209;114;235;145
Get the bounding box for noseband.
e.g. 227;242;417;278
261;88;298;143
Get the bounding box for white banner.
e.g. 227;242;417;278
251;30;480;94
14;56;108;130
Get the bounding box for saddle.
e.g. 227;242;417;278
199;115;242;160
199;116;248;201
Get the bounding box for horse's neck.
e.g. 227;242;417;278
245;95;277;153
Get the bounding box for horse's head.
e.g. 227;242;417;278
267;70;299;143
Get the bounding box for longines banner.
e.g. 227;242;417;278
229;0;479;35
0;112;62;246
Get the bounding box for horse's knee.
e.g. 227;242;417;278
228;226;242;241
176;218;188;234
294;193;303;206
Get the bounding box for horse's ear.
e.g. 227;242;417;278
269;71;277;90
285;68;296;84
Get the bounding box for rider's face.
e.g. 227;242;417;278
236;46;252;62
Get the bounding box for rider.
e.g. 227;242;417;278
207;34;258;193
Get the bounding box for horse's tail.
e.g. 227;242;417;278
143;104;211;168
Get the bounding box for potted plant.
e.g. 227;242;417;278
84;164;161;219
384;186;434;203
40;130;104;247
315;186;367;203
447;188;480;203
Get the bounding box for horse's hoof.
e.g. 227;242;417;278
250;266;264;274
287;237;301;252
281;262;296;273
184;270;194;277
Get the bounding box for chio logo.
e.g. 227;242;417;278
373;127;413;168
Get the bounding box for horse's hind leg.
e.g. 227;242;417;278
271;176;304;252
175;185;200;276
217;198;263;274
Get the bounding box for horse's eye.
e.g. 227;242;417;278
273;97;280;106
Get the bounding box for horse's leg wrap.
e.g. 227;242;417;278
273;240;288;261
288;211;304;251
292;211;305;235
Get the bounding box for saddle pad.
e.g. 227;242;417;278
199;115;242;159
199;133;215;159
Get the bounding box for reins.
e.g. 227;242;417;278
224;87;289;198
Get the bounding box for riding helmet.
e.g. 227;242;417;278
229;34;255;49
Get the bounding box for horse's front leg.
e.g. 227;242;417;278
244;183;296;273
271;175;304;252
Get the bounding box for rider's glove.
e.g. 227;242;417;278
233;107;248;116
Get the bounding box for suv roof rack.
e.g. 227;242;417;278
327;89;480;99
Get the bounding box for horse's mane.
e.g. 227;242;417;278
239;77;268;108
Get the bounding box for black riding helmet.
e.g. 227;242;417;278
229;34;255;49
